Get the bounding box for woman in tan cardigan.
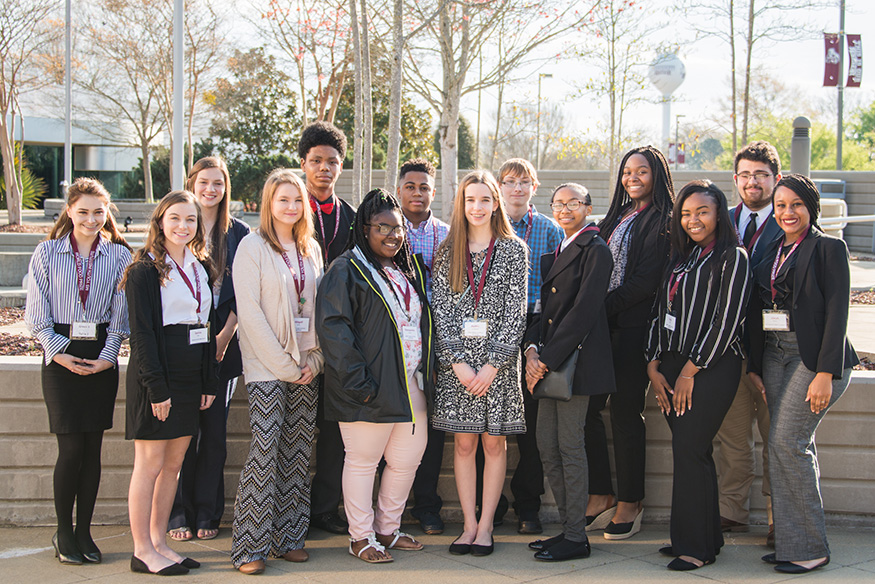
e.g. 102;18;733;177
230;169;324;574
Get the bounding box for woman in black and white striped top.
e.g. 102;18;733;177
645;180;751;571
25;177;132;565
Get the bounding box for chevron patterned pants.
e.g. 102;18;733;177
230;378;318;567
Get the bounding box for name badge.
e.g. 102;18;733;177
71;321;98;341
664;313;677;332
762;309;790;331
533;299;542;314
401;325;419;341
294;317;310;333
189;324;209;345
462;319;488;338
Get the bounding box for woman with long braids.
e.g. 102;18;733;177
747;174;858;574
122;191;219;576
169;156;249;543
646;180;751;570
431;171;528;557
316;189;435;564
584;146;674;540
25;178;131;565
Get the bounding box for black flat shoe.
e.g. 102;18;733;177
180;557;200;569
529;533;564;551
774;557;830;574
448;536;471;555
470;536;494;557
310;511;348;534
130;555;189;576
52;533;84;565
534;539;591;562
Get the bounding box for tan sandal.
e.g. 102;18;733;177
168;526;193;541
376;529;423;551
349;534;393;563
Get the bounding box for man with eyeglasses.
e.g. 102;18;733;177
396;157;450;536
490;157;563;535
715;141;783;547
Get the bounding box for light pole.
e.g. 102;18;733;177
536;73;552;169
675;114;685;170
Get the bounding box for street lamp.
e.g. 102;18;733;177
674;114;686;170
536;73;553;169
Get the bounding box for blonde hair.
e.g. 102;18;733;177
436;170;516;292
497;158;539;186
258;169;316;257
121;190;215;288
187;156;232;277
48;177;130;249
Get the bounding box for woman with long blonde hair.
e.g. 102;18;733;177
169;156;250;543
122;191;219;575
25;177;131;566
230;169;324;574
431;170;528;556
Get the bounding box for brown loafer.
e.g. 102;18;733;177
238;559;265;575
282;549;309;563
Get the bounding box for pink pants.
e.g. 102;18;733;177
338;385;427;541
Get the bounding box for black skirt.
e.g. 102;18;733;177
41;323;119;434
127;325;205;440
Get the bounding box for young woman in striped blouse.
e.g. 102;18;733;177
646;180;751;571
25;177;132;565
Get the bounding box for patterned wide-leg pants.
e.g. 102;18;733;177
230;378;318;567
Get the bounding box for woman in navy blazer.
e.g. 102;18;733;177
523;183;615;562
747;174;858;574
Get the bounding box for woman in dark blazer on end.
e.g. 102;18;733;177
524;183;615;562
747;174;858;575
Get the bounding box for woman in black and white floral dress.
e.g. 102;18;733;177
432;170;527;557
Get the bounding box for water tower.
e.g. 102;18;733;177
648;53;686;155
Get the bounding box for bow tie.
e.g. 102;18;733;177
309;196;335;215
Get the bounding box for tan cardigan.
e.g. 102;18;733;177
232;232;324;383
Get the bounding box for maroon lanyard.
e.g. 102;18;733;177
668;240;716;307
733;203;768;252
384;268;412;313
70;234;99;309
311;194;341;261
170;256;202;319
281;247;307;314
770;228;808;305
554;224;600;257
466;238;496;313
607;201;650;244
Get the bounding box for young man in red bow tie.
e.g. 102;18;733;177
299;121;356;266
298;121;357;537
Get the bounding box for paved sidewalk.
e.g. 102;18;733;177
3;523;875;583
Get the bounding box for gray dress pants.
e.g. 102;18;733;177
763;331;851;562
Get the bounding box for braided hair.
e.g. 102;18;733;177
347;188;418;286
599;146;675;237
774;173;821;230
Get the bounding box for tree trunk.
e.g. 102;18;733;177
742;0;754;145
730;0;738;154
349;0;363;205
360;0;373;193
142;142;154;203
383;0;404;194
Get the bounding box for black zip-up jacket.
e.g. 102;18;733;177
315;250;435;424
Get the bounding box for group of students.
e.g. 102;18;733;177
25;119;855;576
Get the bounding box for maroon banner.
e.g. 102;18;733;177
824;33;841;87
847;34;862;88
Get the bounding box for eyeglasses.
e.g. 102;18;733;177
550;200;589;212
736;172;773;183
502;180;533;189
366;223;405;237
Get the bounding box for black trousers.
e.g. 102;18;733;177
309;378;345;517
661;350;741;563
585;325;649;501
411;424;445;517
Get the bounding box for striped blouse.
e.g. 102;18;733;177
645;245;750;369
25;233;132;365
